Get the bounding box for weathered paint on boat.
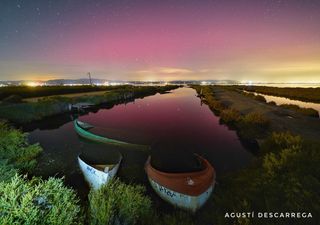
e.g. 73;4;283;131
148;177;213;213
78;154;121;189
145;156;215;212
74;119;148;149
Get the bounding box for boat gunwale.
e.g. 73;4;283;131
145;155;215;196
78;154;122;189
146;155;215;178
78;153;122;170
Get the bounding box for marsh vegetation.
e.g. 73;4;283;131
0;122;82;225
238;85;320;103
0;85;180;123
1;85;319;225
191;85;319;224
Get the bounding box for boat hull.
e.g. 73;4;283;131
74;120;148;149
145;156;215;212
148;177;214;213
78;156;121;189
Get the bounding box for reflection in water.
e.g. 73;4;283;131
28;87;252;199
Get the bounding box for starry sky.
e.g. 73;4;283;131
0;0;320;82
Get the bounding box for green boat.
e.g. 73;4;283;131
74;119;148;149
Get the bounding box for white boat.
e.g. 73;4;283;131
145;155;215;212
78;150;122;189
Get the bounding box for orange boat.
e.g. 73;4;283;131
145;154;215;212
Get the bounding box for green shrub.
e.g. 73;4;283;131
268;101;276;106
260;132;302;155
259;133;320;213
253;95;266;103
238;112;269;139
279;104;319;117
243;92;255;98
88;178;152;225
205;95;226;113
220;108;242;125
262;132;302;176
0;122;42;171
242;91;266;103
0;101;70;123
205;132;320;224
0;175;82;225
241;112;269;128
0;159;18;182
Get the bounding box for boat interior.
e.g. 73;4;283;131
78;148;122;173
76;120;94;130
92;164;116;172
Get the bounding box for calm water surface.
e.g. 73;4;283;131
28;88;252;199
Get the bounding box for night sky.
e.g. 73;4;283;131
0;0;320;82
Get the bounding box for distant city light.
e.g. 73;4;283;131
26;82;43;87
201;81;211;85
95;81;110;86
63;83;84;86
110;82;122;86
241;80;254;86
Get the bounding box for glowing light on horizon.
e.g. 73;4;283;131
25;82;43;87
